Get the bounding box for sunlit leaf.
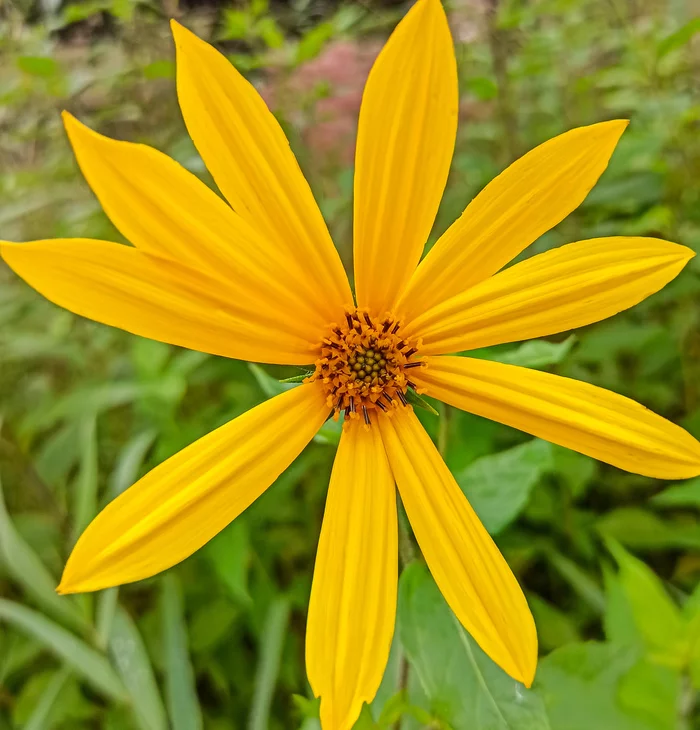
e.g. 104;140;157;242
605;539;688;668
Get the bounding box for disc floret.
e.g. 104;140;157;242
309;309;424;426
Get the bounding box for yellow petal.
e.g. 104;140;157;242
306;420;397;730
406;237;694;355
62;113;327;334
414;357;700;479
353;0;458;315
171;20;351;323
58;384;329;593
1;239;318;365
378;407;537;686
396;120;628;321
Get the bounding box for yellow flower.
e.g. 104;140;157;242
2;0;700;727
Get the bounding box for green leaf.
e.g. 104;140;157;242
16;56;59;77
108;429;157;498
249;364;295;398
205;520;252;606
162;574;203;730
72;415;98;540
109;606;167;730
398;563;550;730
468;336;576;369
22;667;71;730
528;593;580;651
455;439;553;534
618;659;680;730
248;597;291;730
536;642;654;730
296;22;335;64
96;587;119;651
547;551;606;613
605;539;688;668
141;60;175;80
0;599;126;702
220;9;251;40
657;18;700;58
256;16;285;49
602;567;643;647
597;507;700;550
466;76;498;101
651;478;700;508
0;475;86;633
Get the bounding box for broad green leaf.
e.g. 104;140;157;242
248;597;290;730
0;475;86;633
109;606;167;730
455;440;553;534
536;642;654;730
398;563;550;730
651;478;700;508
618;659;679;730
606;539;688;668
0;599;126;702
205;520;252;606
162;574;203;730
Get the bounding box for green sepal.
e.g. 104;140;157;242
279;371;313;384
405;388;439;416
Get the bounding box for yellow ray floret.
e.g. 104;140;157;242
58;385;329;594
3;1;700;729
306;421;397;730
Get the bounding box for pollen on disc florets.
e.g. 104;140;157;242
307;308;425;427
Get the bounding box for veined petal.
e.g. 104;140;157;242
353;0;458;314
378;407;537;686
58;384;330;593
306;421;397;730
62;113;328;333
171;20;351;322
1;239;318;365
406;237;694;355
414;357;700;479
396;121;628;321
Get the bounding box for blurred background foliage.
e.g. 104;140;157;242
2;0;700;727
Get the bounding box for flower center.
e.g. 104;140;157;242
309;309;423;426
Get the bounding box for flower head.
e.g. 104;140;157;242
2;1;700;729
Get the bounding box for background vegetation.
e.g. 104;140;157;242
3;0;700;727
